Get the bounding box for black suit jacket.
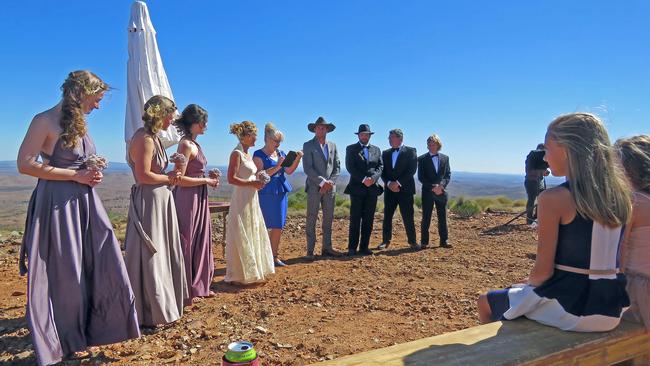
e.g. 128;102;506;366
344;142;383;196
381;146;417;195
417;152;451;193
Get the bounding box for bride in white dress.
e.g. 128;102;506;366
225;121;275;284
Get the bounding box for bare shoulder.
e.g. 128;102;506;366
30;107;61;132
538;184;572;207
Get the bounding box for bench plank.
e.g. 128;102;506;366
318;319;648;366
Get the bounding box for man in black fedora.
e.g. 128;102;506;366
302;117;344;261
344;124;383;256
378;129;419;250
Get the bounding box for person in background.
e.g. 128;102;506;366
224;121;275;284
525;143;550;225
302;117;343;261
378;128;418;250
17;70;139;365
418;134;452;249
172;104;219;302
344;124;383;256
616;135;650;332
478;112;631;332
125;95;188;327
253;123;303;267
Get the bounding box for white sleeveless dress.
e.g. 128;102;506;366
224;144;275;284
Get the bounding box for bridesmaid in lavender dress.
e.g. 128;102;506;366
16;71;139;366
172;104;219;302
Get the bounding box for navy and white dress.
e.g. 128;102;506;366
488;182;630;332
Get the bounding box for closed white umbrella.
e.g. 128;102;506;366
125;0;181;149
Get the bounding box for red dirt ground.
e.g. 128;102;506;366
0;211;537;365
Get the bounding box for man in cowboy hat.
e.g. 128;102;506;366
344;124;383;256
302;117;344;261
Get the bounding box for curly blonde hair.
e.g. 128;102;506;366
142;95;177;135
616;135;650;194
229;121;258;140
60;70;109;149
547;113;631;227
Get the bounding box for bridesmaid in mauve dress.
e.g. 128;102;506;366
124;95;189;327
17;71;139;366
172;104;219;302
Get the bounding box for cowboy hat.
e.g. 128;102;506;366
308;116;336;132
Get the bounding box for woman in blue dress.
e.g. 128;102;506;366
253;123;303;267
478;112;631;332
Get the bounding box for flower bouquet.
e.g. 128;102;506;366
256;170;271;185
84;154;108;171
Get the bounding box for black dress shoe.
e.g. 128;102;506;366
419;243;428;249
409;243;421;250
376;242;390;250
322;248;344;257
440;241;453;248
359;248;374;256
347;249;357;256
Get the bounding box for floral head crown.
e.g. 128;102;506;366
145;100;176;119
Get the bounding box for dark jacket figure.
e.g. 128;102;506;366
344;124;383;255
379;129;418;249
418;134;451;247
524;143;548;224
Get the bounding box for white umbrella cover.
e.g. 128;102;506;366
125;0;181;149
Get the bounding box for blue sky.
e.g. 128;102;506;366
1;0;648;174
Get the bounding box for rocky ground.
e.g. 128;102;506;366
0;211;537;365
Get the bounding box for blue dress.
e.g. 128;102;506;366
487;182;629;332
253;149;292;229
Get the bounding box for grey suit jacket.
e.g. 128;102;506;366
302;137;340;193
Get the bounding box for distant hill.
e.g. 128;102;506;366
0;160;563;230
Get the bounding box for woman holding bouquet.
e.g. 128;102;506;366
253;123;303;267
225;121;275;284
17;71;139;365
125;95;188;327
172;104;219;302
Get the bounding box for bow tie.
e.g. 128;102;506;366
430;154;439;157
391;147;400;152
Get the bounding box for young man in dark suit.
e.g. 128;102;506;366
344;124;383;256
378;129;418;250
418;134;452;248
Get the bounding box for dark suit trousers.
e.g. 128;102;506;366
421;191;448;245
349;192;378;252
382;190;416;244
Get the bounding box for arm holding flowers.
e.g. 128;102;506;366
17;113;101;186
173;139;218;188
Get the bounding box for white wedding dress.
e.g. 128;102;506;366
224;144;275;284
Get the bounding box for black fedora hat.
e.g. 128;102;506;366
308;116;336;132
354;124;374;135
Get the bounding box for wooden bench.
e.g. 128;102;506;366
209;201;230;256
318;319;650;365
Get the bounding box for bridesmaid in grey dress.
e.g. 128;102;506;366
17;71;139;366
125;95;189;327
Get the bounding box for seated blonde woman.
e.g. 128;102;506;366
478;113;631;332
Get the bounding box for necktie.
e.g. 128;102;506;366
323;144;329;160
363;146;369;160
